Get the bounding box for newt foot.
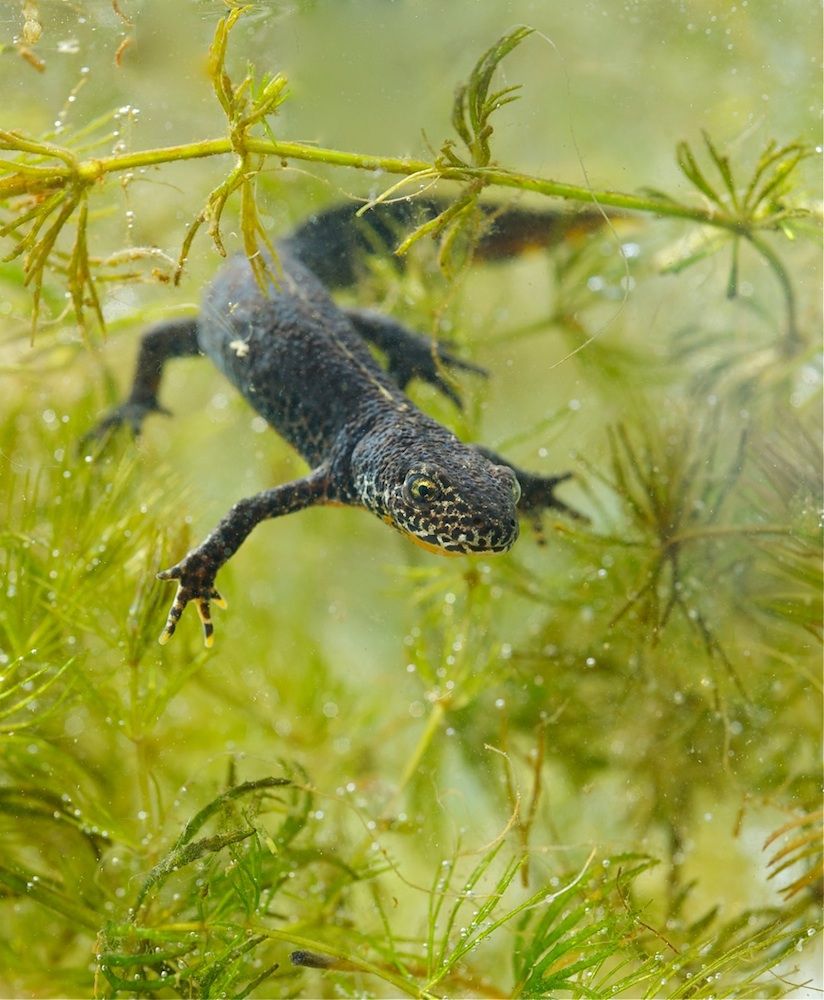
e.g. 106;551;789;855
157;553;227;647
85;400;170;443
516;471;587;522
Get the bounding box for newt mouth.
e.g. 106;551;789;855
408;534;463;557
404;529;516;557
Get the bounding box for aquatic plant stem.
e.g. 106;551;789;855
353;700;445;857
2;133;759;234
396;699;447;796
745;231;801;350
315;699;448;927
125;655;154;829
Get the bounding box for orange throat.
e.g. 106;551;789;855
408;533;462;558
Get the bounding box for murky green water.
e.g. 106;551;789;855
0;2;820;996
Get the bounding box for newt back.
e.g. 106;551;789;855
198;247;402;468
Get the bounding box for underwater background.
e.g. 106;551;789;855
0;1;821;996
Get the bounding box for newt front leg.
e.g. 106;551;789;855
473;446;585;542
158;468;332;646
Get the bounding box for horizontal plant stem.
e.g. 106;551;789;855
0;134;756;233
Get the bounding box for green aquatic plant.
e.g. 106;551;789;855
0;2;820;997
0;9;814;336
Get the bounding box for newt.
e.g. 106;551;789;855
91;198;601;646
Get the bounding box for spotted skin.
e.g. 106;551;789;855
350;427;522;553
90;199;594;645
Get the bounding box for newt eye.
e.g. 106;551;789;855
510;476;522;504
406;473;441;503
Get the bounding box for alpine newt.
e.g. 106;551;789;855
92;199;600;645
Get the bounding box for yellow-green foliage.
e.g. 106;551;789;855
0;2;821;997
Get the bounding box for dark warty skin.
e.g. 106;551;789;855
90;198;595;645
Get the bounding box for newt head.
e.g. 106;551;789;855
352;426;521;555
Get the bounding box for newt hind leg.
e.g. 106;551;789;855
86;317;201;440
345;307;486;409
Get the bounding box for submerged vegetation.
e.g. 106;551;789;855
0;2;821;997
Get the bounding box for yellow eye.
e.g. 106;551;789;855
406;474;440;502
511;476;522;504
